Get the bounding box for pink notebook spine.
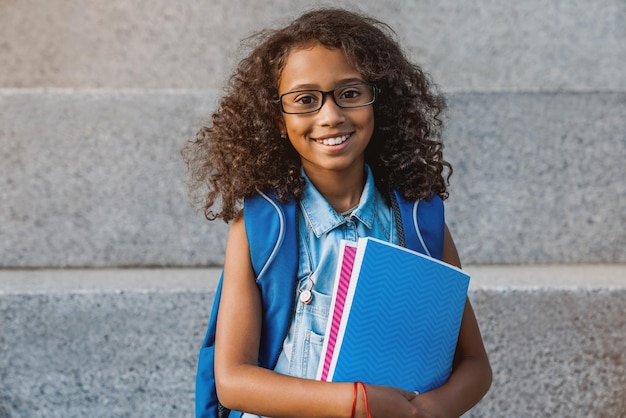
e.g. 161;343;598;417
320;244;357;381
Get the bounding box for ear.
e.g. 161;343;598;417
277;118;287;138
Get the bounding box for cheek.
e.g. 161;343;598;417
360;109;376;135
283;116;309;137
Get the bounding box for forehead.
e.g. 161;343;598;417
278;44;362;92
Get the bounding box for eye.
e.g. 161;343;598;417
340;89;361;99
337;85;367;102
294;94;319;105
280;90;322;113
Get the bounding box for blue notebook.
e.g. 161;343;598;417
316;237;470;393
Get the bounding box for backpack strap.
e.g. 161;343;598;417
195;190;296;418
244;190;298;368
391;190;445;260
244;190;293;279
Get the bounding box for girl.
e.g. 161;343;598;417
183;8;492;418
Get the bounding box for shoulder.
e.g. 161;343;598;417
242;190;298;278
243;190;291;242
226;212;249;253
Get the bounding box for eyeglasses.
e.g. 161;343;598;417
276;82;379;114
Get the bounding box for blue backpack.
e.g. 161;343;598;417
196;189;445;418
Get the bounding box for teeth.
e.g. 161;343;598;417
319;135;349;145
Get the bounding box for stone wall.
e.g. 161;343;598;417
1;1;624;417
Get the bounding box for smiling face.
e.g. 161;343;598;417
278;43;375;180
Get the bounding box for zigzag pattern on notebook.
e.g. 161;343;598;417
323;237;469;393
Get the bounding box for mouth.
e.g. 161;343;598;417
315;133;351;146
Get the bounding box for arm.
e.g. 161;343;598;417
408;224;492;417
214;215;418;417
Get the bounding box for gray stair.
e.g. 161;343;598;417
1;1;624;267
1;1;624;92
1;267;625;417
1;90;623;267
1;1;625;417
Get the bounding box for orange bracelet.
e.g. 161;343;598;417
351;382;358;418
357;381;371;418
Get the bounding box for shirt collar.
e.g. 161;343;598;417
299;165;377;237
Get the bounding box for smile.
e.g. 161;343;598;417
316;134;350;146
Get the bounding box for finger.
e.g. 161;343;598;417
401;390;419;401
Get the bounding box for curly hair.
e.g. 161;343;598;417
182;8;451;222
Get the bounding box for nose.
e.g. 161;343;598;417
317;92;346;126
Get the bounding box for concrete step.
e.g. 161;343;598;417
1;1;624;92
1;266;624;417
1;90;624;267
0;89;227;268
444;92;626;264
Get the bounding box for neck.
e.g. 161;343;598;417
302;164;366;213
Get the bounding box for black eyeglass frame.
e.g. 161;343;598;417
275;82;380;115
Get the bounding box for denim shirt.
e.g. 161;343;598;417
274;165;399;378
241;166;398;418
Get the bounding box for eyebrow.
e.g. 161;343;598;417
283;78;366;92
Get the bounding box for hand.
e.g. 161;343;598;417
355;384;420;418
408;391;449;418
